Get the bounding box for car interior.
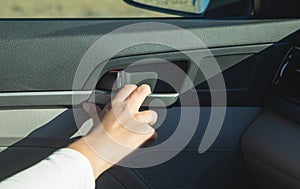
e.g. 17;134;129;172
0;0;300;188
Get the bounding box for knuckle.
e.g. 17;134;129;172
123;84;137;91
132;89;139;96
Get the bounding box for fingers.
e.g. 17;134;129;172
127;84;151;112
135;110;158;126
113;84;137;102
142;132;158;148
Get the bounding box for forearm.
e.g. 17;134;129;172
0;148;95;189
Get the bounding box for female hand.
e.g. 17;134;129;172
68;84;157;178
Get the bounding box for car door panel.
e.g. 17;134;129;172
0;20;299;92
0;19;300;189
0;43;290;108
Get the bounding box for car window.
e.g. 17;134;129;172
0;0;174;18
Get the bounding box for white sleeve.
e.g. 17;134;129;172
0;148;95;189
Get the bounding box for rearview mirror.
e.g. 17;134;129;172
124;0;211;16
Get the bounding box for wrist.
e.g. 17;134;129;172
67;138;112;179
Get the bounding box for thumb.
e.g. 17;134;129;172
135;110;158;126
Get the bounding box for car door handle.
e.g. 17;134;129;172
91;68;181;108
88;90;179;108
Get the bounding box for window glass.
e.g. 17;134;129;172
0;0;175;18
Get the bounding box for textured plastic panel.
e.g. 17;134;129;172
133;107;262;189
0;19;299;92
0;107;261;189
